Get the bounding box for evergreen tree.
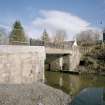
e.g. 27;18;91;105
9;21;27;44
41;29;50;43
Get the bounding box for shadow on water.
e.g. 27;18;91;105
45;71;105;97
70;88;105;105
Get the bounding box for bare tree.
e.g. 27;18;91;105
76;29;100;45
94;31;100;41
53;30;67;44
0;27;8;44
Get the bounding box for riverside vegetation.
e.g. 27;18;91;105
78;43;105;74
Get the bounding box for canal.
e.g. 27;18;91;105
45;71;105;97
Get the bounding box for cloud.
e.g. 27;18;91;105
0;24;9;30
32;10;92;40
0;10;99;40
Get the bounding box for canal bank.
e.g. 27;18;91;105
0;83;71;105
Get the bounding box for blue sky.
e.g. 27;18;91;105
0;0;104;39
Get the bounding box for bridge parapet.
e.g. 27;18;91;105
44;42;72;49
46;47;72;55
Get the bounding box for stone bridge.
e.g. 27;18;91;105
45;46;80;71
30;40;81;72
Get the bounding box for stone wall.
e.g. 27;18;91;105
0;45;46;84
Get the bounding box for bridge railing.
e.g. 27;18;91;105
30;39;72;49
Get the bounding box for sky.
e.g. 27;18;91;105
0;0;105;40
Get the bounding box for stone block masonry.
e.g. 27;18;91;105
0;45;46;84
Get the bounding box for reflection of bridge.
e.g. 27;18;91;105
30;40;81;71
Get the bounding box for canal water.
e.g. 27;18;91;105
45;71;105;97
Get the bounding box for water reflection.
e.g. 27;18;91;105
45;71;105;96
70;88;105;105
59;77;63;87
